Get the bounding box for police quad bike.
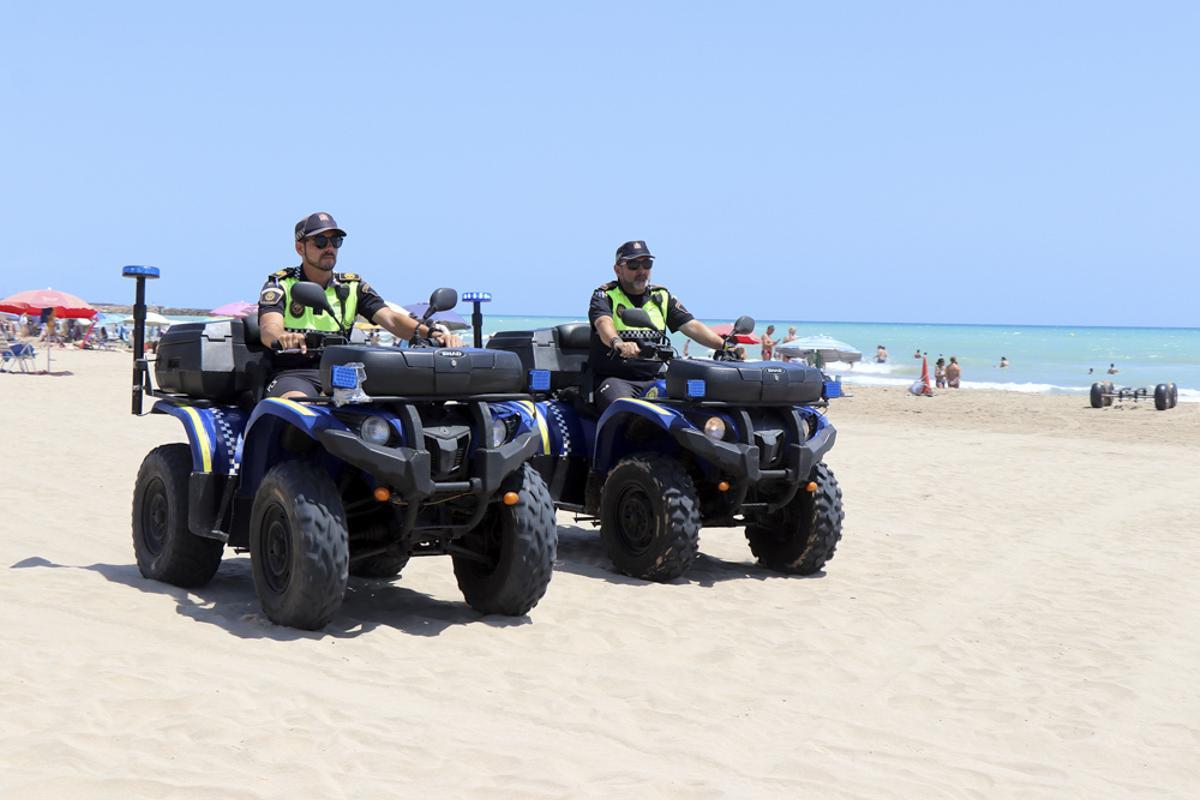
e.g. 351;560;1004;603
123;266;556;630
1089;379;1179;411
487;309;844;582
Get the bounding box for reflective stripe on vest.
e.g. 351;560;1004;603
280;277;359;333
606;285;668;339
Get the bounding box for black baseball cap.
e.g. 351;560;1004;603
295;211;347;241
615;240;654;262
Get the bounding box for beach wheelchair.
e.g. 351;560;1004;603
487;311;845;582
122;267;556;630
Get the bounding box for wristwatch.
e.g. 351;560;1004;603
609;336;622;350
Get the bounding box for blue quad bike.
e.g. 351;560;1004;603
123;267;557;630
487;310;845;582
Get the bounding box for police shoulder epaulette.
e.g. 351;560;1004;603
338;272;360;281
596;281;618;291
271;267;292;279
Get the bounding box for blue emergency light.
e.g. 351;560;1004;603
529;369;551;392
462;291;492;303
331;365;359;389
122;265;160;279
686;379;706;398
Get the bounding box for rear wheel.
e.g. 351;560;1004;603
1103;382;1115;407
746;462;844;575
1154;383;1169;411
1089;382;1104;409
132;444;223;587
599;454;700;581
453;464;557;616
1169;382;1178;409
249;462;349;630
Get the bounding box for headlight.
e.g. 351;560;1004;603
490;418;509;448
359;416;392;445
703;416;726;440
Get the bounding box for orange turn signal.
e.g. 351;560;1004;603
502;492;520;506
373;487;392;502
805;481;818;493
717;481;731;492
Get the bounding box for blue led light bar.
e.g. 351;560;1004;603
122;265;160;278
331;365;359;389
686;379;706;398
462;291;492;303
529;369;551;392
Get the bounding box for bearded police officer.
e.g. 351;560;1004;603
258;211;461;398
589;240;726;413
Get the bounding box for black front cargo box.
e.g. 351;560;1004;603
486;323;590;390
665;359;825;405
155;320;268;402
320;345;525;397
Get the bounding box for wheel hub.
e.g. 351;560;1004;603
142;477;168;555
616;485;656;555
260;505;292;594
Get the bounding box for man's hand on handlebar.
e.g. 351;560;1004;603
613;341;642;358
432;329;463;348
273;332;308;353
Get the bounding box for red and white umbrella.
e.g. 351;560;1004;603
0;288;97;319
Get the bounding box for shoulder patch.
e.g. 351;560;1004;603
259;286;284;305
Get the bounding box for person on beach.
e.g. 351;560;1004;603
913;349;921;359
998;356;1009;368
1107;363;1119;374
945;356;961;388
258;211;462;399
588;239;726;413
761;325;776;361
780;326;797;361
875;344;888;363
935;357;947;389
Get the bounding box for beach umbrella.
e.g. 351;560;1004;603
0;288;97;320
398;302;469;330
121;311;172;327
710;322;760;345
210;300;256;317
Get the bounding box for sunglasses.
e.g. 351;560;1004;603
307;234;344;249
622;260;653;271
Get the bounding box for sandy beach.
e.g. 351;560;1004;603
2;347;1198;799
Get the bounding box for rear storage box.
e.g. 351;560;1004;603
320;345;525;397
155;320;268;402
665;359;825;405
487;323;591;390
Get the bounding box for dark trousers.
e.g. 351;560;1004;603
594;376;656;414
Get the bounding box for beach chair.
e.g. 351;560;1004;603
1;342;37;373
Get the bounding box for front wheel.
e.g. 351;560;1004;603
132;444;223;587
453;464;557;616
249;462;349;630
599;454;700;581
746;462;844;575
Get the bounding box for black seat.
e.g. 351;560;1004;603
555;322;592;351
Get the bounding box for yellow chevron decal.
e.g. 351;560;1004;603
180;406;213;473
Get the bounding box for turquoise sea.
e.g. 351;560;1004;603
94;312;1200;403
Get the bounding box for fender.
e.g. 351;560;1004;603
151;400;248;475
592;397;690;472
238;397;353;494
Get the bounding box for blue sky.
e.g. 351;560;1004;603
4;2;1197;326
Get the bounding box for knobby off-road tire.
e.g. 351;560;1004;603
453;464;557;616
249;461;349;630
746;462;844;575
599;453;701;582
132;444;223;588
1089;382;1104;409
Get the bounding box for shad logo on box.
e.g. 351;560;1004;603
438;350;466;358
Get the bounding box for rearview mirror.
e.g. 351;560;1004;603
618;307;655;329
427;287;458;314
291;282;335;317
732;315;755;335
